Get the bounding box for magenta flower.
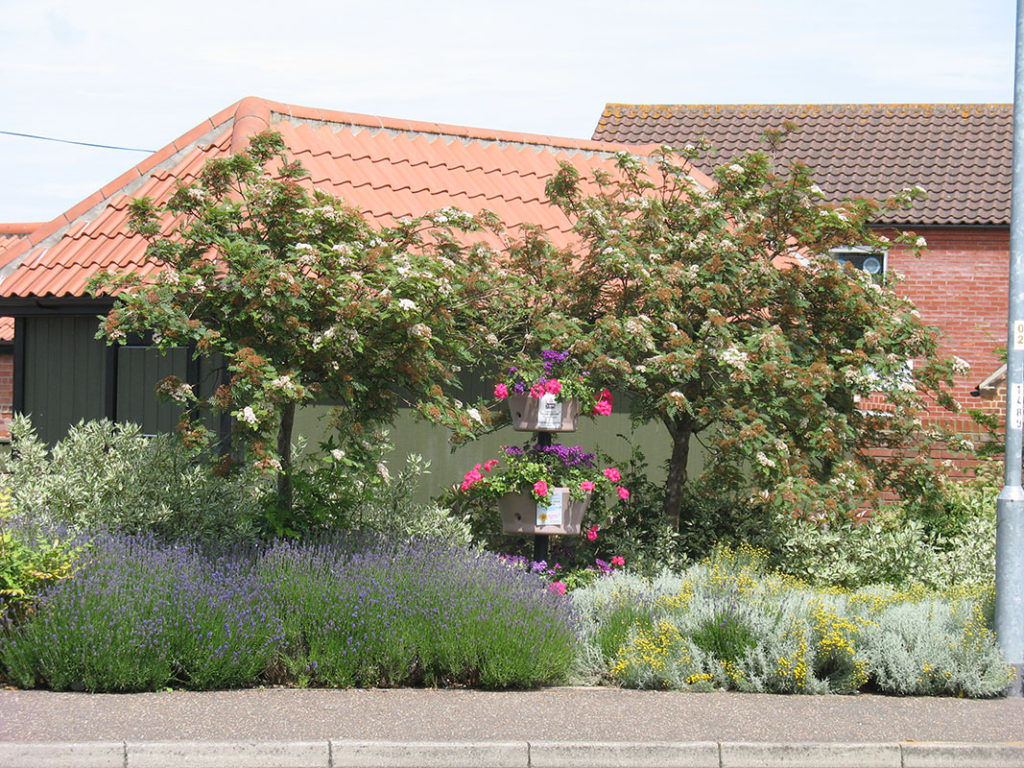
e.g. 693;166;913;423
580;480;596;492
592;388;613;416
460;464;483;492
494;382;509;399
603;467;621;482
586;524;599;542
533;480;549;498
611;555;625;567
617;486;630;501
549;581;567;595
544;378;563;395
529;383;546;398
483;459;499;472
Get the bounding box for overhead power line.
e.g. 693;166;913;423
0;129;155;153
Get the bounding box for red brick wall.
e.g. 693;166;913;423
0;351;12;440
887;226;1009;435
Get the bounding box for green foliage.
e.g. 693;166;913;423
498;138;963;529
571;546;1011;696
90;131;512;515
691;605;758;664
0;491;83;624
0;414;263;542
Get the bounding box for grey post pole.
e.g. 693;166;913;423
996;0;1024;698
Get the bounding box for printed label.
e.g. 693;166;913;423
536;489;563;527
1014;321;1024;351
536;393;563;429
1012;382;1024;431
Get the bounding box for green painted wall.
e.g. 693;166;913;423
21;315;705;500
293;404;705;502
23;316;108;445
115;346;187;435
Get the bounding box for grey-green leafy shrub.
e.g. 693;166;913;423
852;586;1012;697
0;415;263;542
571;545;1011;696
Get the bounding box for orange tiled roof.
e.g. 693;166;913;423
593;104;1012;226
0;97;708;301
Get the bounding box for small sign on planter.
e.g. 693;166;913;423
508;394;581;433
498;488;590;536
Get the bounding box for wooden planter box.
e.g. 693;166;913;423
508;394;581;432
498;488;590;536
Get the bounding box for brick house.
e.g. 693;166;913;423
594;104;1013;464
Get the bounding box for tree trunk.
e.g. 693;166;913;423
277;401;296;512
662;416;693;532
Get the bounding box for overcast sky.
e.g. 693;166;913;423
0;0;1016;223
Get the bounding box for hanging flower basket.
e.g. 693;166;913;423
498;488;590;536
492;349;613;431
507;393;581;432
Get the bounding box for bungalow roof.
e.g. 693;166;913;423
0;97;709;304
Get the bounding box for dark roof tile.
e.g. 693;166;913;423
593;103;1011;225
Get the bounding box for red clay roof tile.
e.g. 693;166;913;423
0;97;702;301
592;103;1011;226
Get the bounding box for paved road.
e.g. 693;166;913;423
2;687;1023;766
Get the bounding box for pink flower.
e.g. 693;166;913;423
483;459;499;472
611;556;625;567
544;378;563;395
580;480;596;492
592;389;613;416
549;581;567;595
603;467;621;482
533;480;549;498
460;464;483;492
617;486;630;501
529;383;546;398
494;383;509;399
586;524;599;542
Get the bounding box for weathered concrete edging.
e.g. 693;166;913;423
2;739;1023;768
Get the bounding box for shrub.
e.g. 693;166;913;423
1;534;280;691
1;533;579;691
0;492;83;624
261;535;578;689
0;415;263;542
570;545;1011;696
852;586;1013;697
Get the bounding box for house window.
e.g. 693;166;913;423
833;248;885;280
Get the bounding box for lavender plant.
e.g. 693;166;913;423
1;533;579;691
260;535;579;689
1;534;280;691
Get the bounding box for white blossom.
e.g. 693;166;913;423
331;448;345;461
756;452;776;469
409;323;432;340
239;406;258;425
720;346;748;370
952;356;971;376
467;408;483;425
398;298;417;311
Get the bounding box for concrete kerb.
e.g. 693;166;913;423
1;740;1024;768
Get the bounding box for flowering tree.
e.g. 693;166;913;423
92;131;508;512
507;137;966;529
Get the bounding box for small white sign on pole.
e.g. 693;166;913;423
536;489;563;527
536;393;563;429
